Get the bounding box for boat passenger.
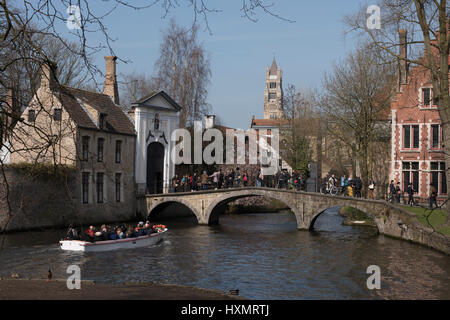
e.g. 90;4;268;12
66;225;80;240
117;228;125;239
94;231;103;242
100;225;109;241
135;222;146;236
85;226;95;242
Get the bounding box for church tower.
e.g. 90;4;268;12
264;58;283;119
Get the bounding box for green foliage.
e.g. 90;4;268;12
340;206;372;221
5;163;76;181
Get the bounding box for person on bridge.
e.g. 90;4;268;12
368;179;375;200
407;182;416;206
201;171;209;190
429;184;438;209
210;170;221;190
243;172;248;186
395;182;402;203
235;168;241;187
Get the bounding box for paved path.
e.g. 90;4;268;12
0;279;245;300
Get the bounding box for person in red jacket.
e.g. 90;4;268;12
85;226;95;242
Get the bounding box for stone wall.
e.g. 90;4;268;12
0;167;136;232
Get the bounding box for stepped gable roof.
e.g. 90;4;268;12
58;86;135;136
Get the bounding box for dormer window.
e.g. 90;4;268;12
53;108;62;121
28;109;35;122
99;113;107;130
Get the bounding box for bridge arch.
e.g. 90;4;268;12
204;189;302;226
147;198;200;223
308;201;381;232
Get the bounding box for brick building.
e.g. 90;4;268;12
390;30;449;202
8;56;137;220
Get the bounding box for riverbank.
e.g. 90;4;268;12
0;279;246;300
338;206;377;228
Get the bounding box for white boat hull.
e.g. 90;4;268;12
60;229;167;252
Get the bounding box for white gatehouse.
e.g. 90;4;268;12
130;91;181;194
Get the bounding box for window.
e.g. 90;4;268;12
53;108;62;121
269;82;277;89
82;136;89;161
423;88;432;106
28;109;35;122
82;172;89;204
402;162;419;193
269;93;277;100
115;140;122;163
98;138;104;162
431;124;441;149
403;125;419;149
115;173;121;202
430;162;447;195
99;113;106;130
97;172;104;203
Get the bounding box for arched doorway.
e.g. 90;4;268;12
147;142;165;194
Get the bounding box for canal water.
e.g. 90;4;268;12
0;207;449;300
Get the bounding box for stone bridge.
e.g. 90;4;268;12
138;187;450;255
143;188;404;231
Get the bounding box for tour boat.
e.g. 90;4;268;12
59;228;168;252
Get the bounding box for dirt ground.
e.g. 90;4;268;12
0;279;246;300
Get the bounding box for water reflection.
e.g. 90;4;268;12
0;208;449;299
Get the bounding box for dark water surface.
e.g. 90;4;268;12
0;207;449;300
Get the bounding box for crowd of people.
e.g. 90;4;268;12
170;168;307;192
170;169;441;208
389;180;439;209
65;221;160;242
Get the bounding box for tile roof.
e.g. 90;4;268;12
57;86;135;136
251;118;289;127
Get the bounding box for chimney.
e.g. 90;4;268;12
2;83;19;141
204;115;215;129
40;61;58;91
103;56;119;105
398;29;408;89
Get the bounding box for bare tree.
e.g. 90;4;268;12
319;44;395;197
153;20;211;127
279;84;318;176
120;72;158;110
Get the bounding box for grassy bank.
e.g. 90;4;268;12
338;206;377;227
400;205;450;236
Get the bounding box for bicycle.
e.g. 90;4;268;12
320;184;339;196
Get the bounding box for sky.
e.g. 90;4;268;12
58;0;370;129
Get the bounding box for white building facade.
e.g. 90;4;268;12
130;91;181;194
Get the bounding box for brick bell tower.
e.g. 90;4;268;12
263;58;283;119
